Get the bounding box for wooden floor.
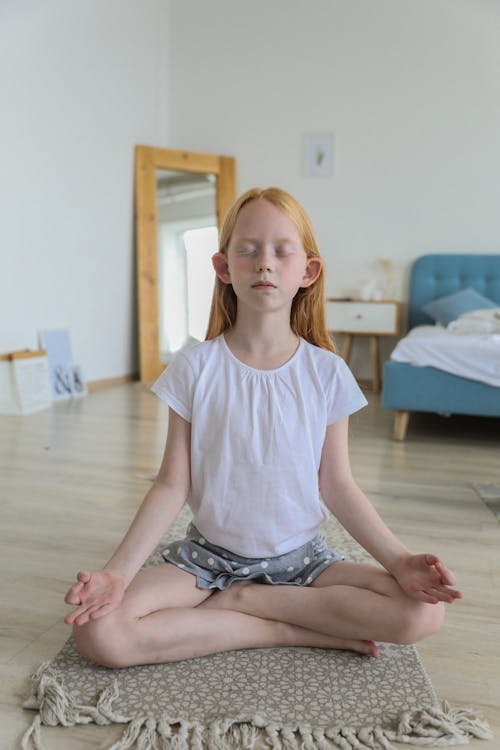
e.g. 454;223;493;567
1;383;499;749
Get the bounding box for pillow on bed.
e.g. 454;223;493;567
422;287;497;326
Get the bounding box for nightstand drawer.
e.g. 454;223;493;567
326;301;400;335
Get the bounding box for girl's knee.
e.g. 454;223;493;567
422;600;445;638
396;600;445;645
72;615;130;669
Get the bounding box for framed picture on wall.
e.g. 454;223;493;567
304;132;334;176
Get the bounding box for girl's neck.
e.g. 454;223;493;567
224;316;299;370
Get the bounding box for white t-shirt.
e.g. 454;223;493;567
152;335;367;558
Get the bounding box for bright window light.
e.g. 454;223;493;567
183;226;218;341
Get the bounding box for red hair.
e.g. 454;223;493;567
205;187;335;353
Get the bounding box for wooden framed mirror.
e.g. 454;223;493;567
135;145;236;383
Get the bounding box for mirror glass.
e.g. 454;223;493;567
156;169;217;363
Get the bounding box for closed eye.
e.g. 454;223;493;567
274;243;295;256
236;243;258;255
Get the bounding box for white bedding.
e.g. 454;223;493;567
390;309;500;387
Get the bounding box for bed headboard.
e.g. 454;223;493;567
409;254;500;328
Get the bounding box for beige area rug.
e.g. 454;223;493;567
22;508;492;749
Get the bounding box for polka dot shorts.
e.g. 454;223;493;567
161;523;344;590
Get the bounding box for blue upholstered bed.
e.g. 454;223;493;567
382;254;500;440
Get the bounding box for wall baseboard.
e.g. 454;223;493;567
87;373;139;393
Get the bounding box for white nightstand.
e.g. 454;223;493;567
326;299;402;391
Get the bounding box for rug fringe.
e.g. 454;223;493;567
21;661;132;749
21;711;493;750
20;715;46;750
383;702;494;746
22;663;493;749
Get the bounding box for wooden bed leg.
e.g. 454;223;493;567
393;411;410;441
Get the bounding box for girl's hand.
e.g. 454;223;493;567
391;554;463;604
64;570;126;626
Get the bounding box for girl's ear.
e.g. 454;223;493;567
212;252;231;284
300;257;323;288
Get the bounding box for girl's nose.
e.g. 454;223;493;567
255;247;273;272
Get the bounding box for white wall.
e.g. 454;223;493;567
169;0;500;355
2;1;499;381
0;0;170;381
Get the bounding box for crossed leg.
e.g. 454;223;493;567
72;563;379;669
201;560;445;646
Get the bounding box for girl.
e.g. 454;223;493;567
65;187;462;668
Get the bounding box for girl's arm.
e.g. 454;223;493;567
318;417;462;604
65;408;191;624
101;408;191;585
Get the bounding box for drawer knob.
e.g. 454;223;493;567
355;314;363;319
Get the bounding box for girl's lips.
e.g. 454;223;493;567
252;282;276;288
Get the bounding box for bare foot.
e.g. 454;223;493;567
200;587;379;657
285;622;380;658
328;638;380;658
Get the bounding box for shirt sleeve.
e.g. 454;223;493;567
150;352;195;422
327;356;368;424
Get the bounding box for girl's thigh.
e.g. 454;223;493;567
310;560;403;598
119;563;213;619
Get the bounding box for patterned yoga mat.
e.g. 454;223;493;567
22;508;492;749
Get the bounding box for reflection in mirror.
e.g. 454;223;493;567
156;169;217;362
